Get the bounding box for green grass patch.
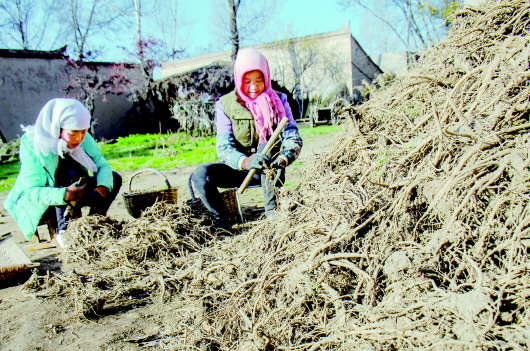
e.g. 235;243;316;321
0;161;20;191
100;132;217;172
298;124;341;137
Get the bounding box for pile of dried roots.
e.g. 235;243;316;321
24;0;530;349
23;203;222;317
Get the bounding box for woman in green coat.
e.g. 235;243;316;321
4;98;121;244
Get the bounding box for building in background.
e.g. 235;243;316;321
370;51;415;76
161;23;396;102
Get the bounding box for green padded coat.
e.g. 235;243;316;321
4;130;114;239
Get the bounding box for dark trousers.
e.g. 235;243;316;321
191;162;285;219
52;156;122;231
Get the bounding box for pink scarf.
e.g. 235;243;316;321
234;48;286;143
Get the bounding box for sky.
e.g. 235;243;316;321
272;0;358;39
0;0;375;63
1;0;454;63
138;0;364;61
120;0;364;79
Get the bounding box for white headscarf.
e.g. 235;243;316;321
26;98;98;173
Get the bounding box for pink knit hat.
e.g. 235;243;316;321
234;48;286;143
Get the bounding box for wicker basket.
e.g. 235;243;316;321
123;168;178;218
187;173;240;224
221;188;239;224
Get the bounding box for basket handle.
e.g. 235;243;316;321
128;168;171;193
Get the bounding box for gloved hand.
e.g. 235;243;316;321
63;177;87;202
241;153;270;170
93;186;109;198
270;155;289;169
250;153;270;169
64;186;84;202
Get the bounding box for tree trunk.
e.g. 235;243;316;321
228;0;240;61
133;0;144;64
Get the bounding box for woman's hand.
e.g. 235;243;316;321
242;153;270;170
93;186;109;198
270;155;289;169
64;186;84;202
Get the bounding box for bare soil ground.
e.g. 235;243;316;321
0;128;337;351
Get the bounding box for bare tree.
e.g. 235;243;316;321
269;37;335;119
61;59;144;136
131;0;153;82
61;1;149;123
65;0;122;61
339;0;459;52
0;0;63;50
132;0;143;63
212;0;279;60
148;0;186;61
128;0;156;103
285;39;318;117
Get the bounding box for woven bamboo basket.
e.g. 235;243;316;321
123;168;178;218
187;174;240;224
220;188;239;224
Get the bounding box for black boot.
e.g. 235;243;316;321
210;212;231;232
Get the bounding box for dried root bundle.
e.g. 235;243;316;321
23;202;221;317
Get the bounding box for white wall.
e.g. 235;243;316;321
371;52;411;76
